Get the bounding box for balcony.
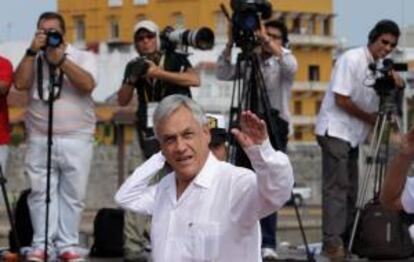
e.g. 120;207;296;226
290;34;337;48
293;81;329;92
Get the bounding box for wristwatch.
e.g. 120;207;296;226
25;48;38;57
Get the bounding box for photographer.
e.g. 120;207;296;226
216;19;297;259
14;12;97;261
315;19;403;260
117;20;200;262
0;55;13;174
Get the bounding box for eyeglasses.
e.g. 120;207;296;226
136;33;156;42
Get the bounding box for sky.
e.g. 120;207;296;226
0;0;413;46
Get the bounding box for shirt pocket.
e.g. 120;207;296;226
178;221;220;261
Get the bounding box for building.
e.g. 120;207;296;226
58;0;336;143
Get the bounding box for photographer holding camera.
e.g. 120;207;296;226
216;18;297;259
14;11;97;262
315;19;403;260
117;20;200;261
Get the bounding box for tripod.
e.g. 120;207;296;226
347;91;402;255
228;48;315;261
0;164;22;256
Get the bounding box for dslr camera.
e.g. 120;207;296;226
161;26;215;52
45;29;63;48
230;0;272;51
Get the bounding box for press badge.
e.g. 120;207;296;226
147;102;159;128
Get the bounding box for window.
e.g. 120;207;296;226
172;12;185;29
307;18;315;35
133;0;148;5
109;19;120;40
136;14;147;23
292;17;301;34
108;0;122;7
74;17;85;42
323;17;331;36
294;100;302;115
294;129;303;140
308;65;320;81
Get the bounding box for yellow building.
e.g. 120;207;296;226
58;0;335;143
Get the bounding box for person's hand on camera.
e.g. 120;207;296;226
145;60;160;79
231;110;268;148
256;25;283;57
391;70;405;88
45;44;66;66
30;29;47;53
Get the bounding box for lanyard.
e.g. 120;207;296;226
36;55;64;102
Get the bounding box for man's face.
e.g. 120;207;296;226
134;29;157;55
262;26;283;53
369;33;398;60
156;106;211;183
38;18;64;36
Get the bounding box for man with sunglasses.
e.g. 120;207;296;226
216;19;297;259
117;20;200;262
315;19;403;260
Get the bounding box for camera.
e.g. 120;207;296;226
369;58;407;95
161;26;215;52
45;30;63;48
123;57;151;85
230;0;272;50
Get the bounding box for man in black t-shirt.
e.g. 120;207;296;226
118;20;200;159
117;20;200;262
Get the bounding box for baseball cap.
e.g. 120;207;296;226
134;20;159;35
207;114;227;147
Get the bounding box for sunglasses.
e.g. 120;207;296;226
136;33;156;42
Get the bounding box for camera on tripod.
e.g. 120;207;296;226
369;58;407;97
230;0;272;50
44;29;63;48
161;26;215;52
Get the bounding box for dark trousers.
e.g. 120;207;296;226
260;116;289;248
317;135;359;248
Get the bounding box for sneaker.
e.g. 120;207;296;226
321;244;345;261
26;249;46;262
58;251;85;262
261;247;278;260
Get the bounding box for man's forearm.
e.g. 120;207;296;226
60;58;95;93
151;69;200;87
117;84;134;106
380;153;412;210
14;56;36;91
335;94;376;125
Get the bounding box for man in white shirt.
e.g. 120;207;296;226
14;12;97;262
315;19;403;260
115;94;294;262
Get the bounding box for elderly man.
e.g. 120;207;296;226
115;95;294;261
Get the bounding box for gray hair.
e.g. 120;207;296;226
153;95;207;139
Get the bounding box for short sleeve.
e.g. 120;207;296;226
330;53;355;97
0;57;13;87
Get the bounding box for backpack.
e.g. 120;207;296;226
353;199;414;259
8;189;33;252
90;208;124;257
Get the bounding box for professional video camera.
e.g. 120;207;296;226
369;58;407;97
230;0;272;51
160;26;215;52
45;29;63;48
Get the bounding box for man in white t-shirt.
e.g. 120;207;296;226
14;11;97;262
315;19;403;260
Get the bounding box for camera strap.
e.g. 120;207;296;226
36;55;64;102
143;54;165;103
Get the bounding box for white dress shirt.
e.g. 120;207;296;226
401;177;414;213
315;46;379;147
115;139;294;262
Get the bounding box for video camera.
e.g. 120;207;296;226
44;29;63;48
230;0;272;51
160;26;215;52
369;58;407;96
